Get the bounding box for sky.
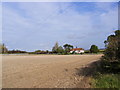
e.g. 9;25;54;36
2;2;118;51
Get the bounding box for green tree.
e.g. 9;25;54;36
57;46;64;54
1;43;8;53
35;50;41;52
52;42;59;53
46;50;49;53
101;30;120;73
35;50;41;54
90;45;99;53
52;42;65;54
104;30;120;62
63;44;73;54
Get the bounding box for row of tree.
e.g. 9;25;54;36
7;50;27;54
52;42;74;54
52;42;100;54
0;42;100;54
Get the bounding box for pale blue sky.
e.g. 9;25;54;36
2;2;118;51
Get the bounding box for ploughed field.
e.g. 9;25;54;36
2;54;102;88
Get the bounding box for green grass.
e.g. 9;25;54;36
92;74;120;88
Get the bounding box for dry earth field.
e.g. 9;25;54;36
2;54;102;88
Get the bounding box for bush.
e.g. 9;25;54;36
90;45;99;53
101;30;120;73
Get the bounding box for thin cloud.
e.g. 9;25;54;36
2;0;119;2
2;2;118;51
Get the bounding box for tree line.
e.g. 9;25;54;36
0;42;101;54
52;42;74;54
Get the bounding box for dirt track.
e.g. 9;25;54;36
2;54;102;88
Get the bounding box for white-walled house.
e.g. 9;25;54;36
70;48;84;54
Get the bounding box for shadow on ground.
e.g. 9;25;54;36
75;60;101;88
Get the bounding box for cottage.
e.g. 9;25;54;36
70;48;84;54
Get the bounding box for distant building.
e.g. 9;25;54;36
70;48;84;54
0;44;8;53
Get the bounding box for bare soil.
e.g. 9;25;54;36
2;54;102;88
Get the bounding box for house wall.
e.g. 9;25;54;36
70;50;84;54
80;50;84;53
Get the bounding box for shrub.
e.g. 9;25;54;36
101;30;120;73
90;45;99;53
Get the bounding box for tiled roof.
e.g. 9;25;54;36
70;48;84;51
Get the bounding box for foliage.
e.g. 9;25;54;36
92;74;120;88
52;42;59;53
57;46;64;54
99;49;105;53
63;44;73;54
31;50;50;54
91;30;120;88
8;50;27;54
84;50;90;53
101;30;120;73
90;45;99;53
52;42;65;54
35;50;41;52
104;30;120;62
0;43;8;53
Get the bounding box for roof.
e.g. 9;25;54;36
70;48;84;51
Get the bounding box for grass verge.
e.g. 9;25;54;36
76;59;119;88
92;73;120;88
